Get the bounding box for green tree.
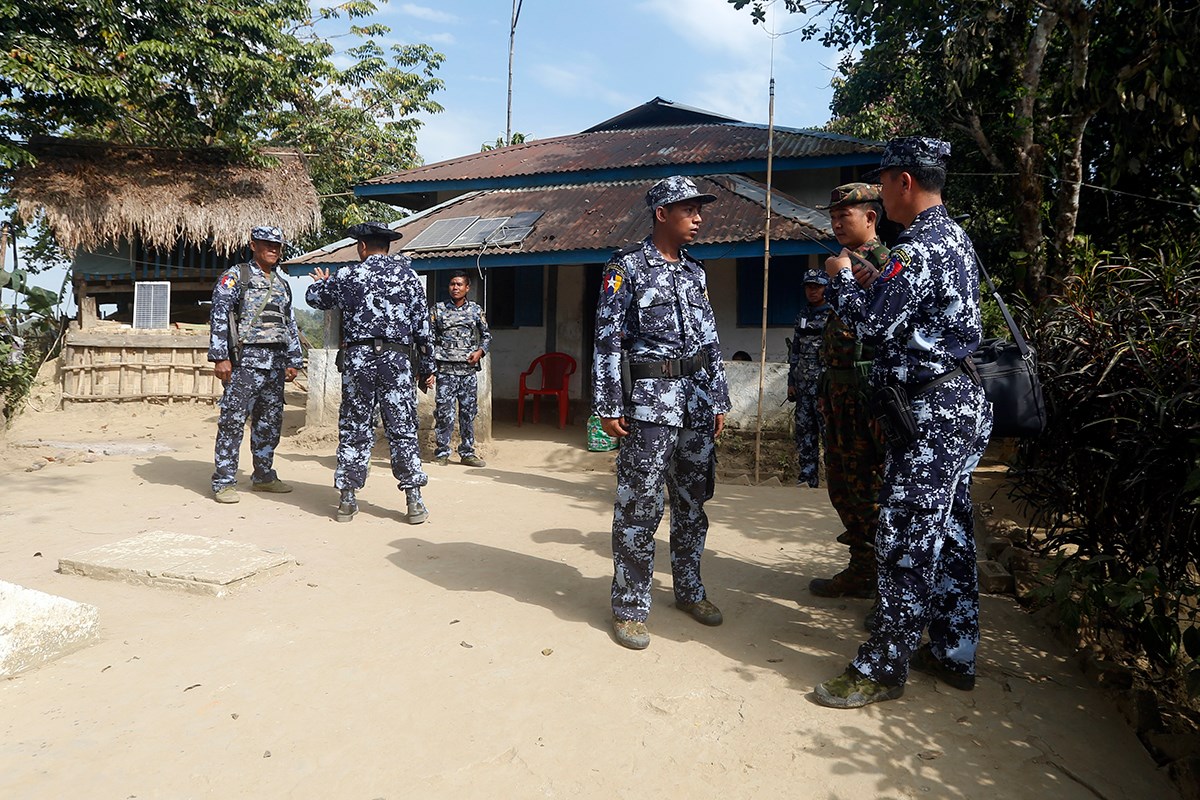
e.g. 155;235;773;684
481;132;528;152
732;0;1199;297
1;0;328;162
1;1;445;254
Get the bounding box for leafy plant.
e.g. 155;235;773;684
0;265;62;421
1010;238;1200;694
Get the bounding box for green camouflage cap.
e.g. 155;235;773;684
815;182;882;210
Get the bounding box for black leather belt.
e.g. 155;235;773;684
344;338;414;357
628;353;707;380
907;366;964;397
246;341;286;350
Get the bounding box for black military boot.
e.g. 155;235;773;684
809;568;877;599
337;488;358;523
405;487;428;525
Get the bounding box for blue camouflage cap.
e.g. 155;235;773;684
861;136;951;182
646;176;717;209
251;225;284;244
803;268;829;286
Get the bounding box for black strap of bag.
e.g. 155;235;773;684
973;258;1048;437
978;260;1033;358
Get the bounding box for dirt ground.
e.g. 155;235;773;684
0;388;1181;800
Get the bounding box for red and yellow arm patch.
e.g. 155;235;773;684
219;273;237;290
603;267;625;296
880;249;911;282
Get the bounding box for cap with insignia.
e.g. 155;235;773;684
862;136;952;182
815;182;882;210
645;176;717;210
803;268;829;286
346;221;404;242
251;225;285;244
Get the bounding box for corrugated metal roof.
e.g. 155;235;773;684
361;124;881;187
289;175;834;267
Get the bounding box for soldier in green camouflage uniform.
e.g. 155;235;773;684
810;184;890;599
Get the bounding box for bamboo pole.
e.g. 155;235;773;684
753;78;776;484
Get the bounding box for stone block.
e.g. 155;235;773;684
983;536;1011;560
304;348;342;428
60;531;292;597
0;580;100;678
977;559;1014;594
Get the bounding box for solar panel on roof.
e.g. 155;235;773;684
405;216;479;250
486;226;535;245
505;211;544;227
453;217;511;246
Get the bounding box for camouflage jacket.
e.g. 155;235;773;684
305;252;435;376
208;262;302;370
820;238;890;372
788;300;831;388
431;299;492;376
592;236;730;426
827;206;983;388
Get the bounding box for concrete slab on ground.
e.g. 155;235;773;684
0;580;100;678
58;531;292;597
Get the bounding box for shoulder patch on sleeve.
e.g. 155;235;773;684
880;249;911;282
219;272;237;289
603;265;626;296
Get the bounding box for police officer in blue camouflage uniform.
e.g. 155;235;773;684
431;270;492;467
306;221;436;524
813;138;993;707
209;225;302;503
787;269;831;487
594;176;731;650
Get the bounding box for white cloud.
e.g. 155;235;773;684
637;0;773;59
416;109;500;165
398;4;459;24
531;61;632;110
424;32;456;46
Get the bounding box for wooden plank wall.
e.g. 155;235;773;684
62;333;222;403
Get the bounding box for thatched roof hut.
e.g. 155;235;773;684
9;138;321;254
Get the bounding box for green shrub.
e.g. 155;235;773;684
1009;239;1200;694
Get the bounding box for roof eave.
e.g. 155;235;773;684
355;153;883;206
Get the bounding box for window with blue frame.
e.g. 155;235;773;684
484;266;544;328
735;254;813;326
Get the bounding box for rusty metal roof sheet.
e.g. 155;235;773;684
360;124;881;188
289;175;834;267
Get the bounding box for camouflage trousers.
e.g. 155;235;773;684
434;371;479;458
851;375;993;686
818;378;885;582
335;346;428;491
611;415;715;622
793;379;822;486
212;363;286;492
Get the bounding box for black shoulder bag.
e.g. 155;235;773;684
971;261;1048;437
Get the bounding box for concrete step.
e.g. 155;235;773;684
0;580;100;678
59;531;293;597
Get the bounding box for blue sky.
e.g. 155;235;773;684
11;0;847;311
366;0;843;165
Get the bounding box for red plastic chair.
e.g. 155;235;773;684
518;352;577;428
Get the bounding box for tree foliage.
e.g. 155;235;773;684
732;0;1200;298
0;1;446;253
